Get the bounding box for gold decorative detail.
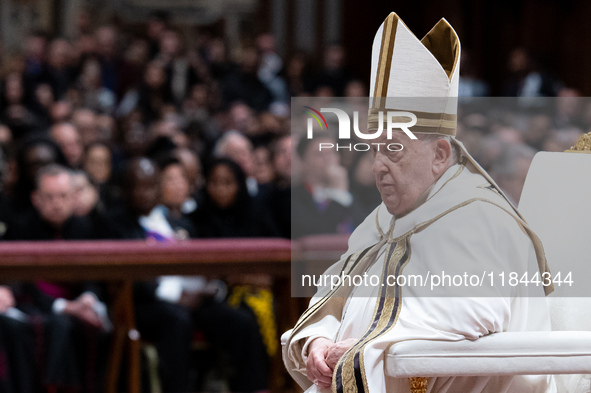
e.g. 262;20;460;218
228;286;277;357
408;377;428;393
566;132;591;153
332;239;410;393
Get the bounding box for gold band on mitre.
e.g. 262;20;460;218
367;108;457;136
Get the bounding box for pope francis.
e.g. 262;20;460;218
283;12;557;393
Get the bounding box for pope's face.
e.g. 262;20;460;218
372;133;439;217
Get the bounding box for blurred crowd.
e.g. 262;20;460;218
0;7;587;393
0;10;299;393
0;10;586;243
0;10;300;242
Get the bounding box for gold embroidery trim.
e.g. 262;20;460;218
408;377;429;393
395;196;553;295
291;240;388;335
333;242;399;393
375;205;386;239
359;239;411;393
376;206;396;243
367;115;457;129
421;18;460;80
424;164;464;203
565;132;591;153
291;251;359;333
333;238;411;393
366;119;457;136
373;14;397;108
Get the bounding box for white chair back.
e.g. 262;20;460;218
519;150;591;393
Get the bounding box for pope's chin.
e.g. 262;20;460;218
379;191;416;218
378;193;400;216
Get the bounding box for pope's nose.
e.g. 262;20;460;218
372;152;388;174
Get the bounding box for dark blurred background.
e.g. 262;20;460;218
2;0;589;95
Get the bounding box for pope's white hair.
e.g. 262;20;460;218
416;133;460;165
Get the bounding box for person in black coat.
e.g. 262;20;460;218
220;47;272;112
7;134;68;221
108;157;271;392
38;39;75;101
0;284;36;393
103;157;193;392
136;60;175;125
191;158;278;238
189;157;273;392
291;135;357;238
4;164;109;392
262;135;291;238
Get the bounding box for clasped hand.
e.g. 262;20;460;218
306;337;357;390
0;286;15;312
63;293;102;328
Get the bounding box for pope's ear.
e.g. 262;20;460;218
433;138;452;173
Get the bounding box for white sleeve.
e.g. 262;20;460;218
284;204;388;380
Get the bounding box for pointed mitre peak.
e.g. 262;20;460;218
369;13;461;99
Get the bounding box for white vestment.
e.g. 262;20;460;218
284;163;556;393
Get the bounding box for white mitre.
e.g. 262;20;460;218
367;12;459;134
367;12;509;201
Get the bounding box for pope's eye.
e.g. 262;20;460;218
386;149;403;162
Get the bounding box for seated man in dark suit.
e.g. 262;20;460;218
291;135;358;238
7;164;98;241
4;164;110;392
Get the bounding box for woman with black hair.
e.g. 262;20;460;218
0;72;46;138
192;157;278;238
136;59;175;125
190;158;277;393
